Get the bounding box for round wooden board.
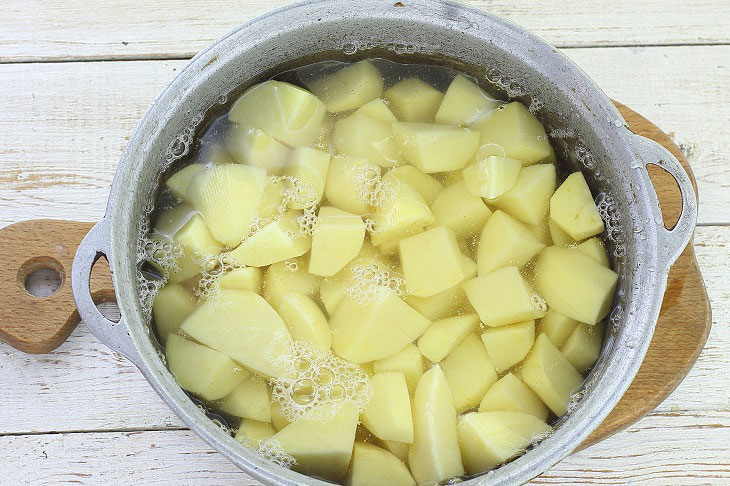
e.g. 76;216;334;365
0;102;711;453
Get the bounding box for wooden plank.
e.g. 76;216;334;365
0;46;728;227
1;0;729;63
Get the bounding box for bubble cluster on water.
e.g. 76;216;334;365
531;294;548;313
139;237;183;276
530;427;554;448
354;166;397;208
164;113;205;169
609;304;624;334
528;97;545;115
485;69;527;99
284;260;299;272
340;40;441;57
136;268;166;323
595;192;626;261
254;438;297;469
194;251;243;301
549;128;575;139
344;260;409;305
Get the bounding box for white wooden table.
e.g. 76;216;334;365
1;1;729;484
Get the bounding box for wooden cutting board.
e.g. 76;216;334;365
0;102;711;452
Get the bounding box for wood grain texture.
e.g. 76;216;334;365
1;0;729;62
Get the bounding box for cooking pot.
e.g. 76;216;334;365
70;1;697;484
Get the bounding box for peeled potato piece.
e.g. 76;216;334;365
463;266;546;327
278;292;331;350
550;172;605;240
382;440;409;463
228;80;327;148
408;366;464;485
561;322;604;373
573;237;610;267
307;60;384;112
166;163;207;202
360;372;414;443
371;175;434;246
441;333;498;412
325;155;381;215
479;372;548;421
522;333;583;416
259;177;287;219
435;74;500;126
392;122;480;173
166;334;245;401
463;156;522;200
399;226;467;298
263;257;321;311
164;213;223;283
548;218;578;247
534;246;618;325
387;165;444;205
309;206;366;277
153;283;196;344
384;78;444;123
472;102;552;165
481;320;536;373
347;442;416;486
334;112;400;167
373;344;425;396
537;308;579;348
355;98;398;124
285;147;331;208
226;122;291;173
219;266;262;292
229;210;311;267
217;374;271;422
235;419;277;446
493;163;556;225
270;401;290;431
406;276;473;322
431;180;492;238
417;313;479;363
476;210;545;275
525;218;553;246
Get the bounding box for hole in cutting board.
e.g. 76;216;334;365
17;256;65;298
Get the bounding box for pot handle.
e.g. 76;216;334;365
72;218;143;369
632;135;698;271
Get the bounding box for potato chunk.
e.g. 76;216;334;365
473;102;552;165
392;122;480;173
441;333;498;411
573;237;610;267
405;280;471;321
384;78;444;122
347;442;415;486
324;155;381;215
493;163;556;225
382;440;409;462
153;283;196;344
219;266;262;292
187;163;267;247
228;80;327;147
371;175;434;246
258;177;287;219
373;344;425;395
166;163;206;202
180;289;293;378
355;98;398;124
430;180;492;238
166;334;245;401
481;320;535;373
463;266;545;327
479;372;548;421
229;210;311;267
548;218;577;247
534;246;618;324
334;113;400;167
274;404;359;482
550;172;605;240
561;322;603;373
330;287;431;363
435;74;500;126
399;226;467;298
285;147;331;208
165;213;223;283
217;375;271;422
235;419;276;446
278;292;331;350
457;411;550;473
522;333;583;416
537;309;579;348
417;313;479;363
263;257;321;311
309;206;366;277
387;165;444;205
361;372;414;443
307;60;384;112
476;210;545;275
226;122;291;173
408;366;464;485
463;156;522;200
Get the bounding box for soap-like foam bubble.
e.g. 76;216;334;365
344;260;409;305
530;294;547;313
354;166;397;208
194;251;244;301
254;438;298;469
485;69;527;99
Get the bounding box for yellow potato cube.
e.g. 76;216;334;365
478;372;548;421
371;175;434;246
309;206;366;277
399;226;467;298
334;113;401;167
373;344;425;396
561;322;603;373
347;442;415;486
525;218;553;246
481;320;535;373
534;246;618;324
472;102;552;165
263;257;321;311
166;334;245;401
409;366;465;485
548;217;578;247
319;277;345;316
550;172;605;240
235;419;277;446
361;372;414;443
573;237;610;267
219;266;262;292
330;287;431;363
166;214;223;283
166;163;206;202
226;122;291;173
387;165;444;205
431;180;492;238
381;440;409;462
324;155;381;215
286;147;331;208
270;401;290;431
477;210;546;275
457;411;550;473
441;333;498;411
278;292;331;350
307;60;384;112
405;279;471;321
355;98;398;124
384;78;444;122
180;289;293;378
463;156;522;200
229;210;311;267
463;266;546;327
187;163;267;247
493;163;556;225
258;177;286;219
217;374;271;422
417;313;479;363
537;309;579;348
228;80;327;147
274;404;359;482
522;333;583;415
435;74;500;126
153;283;196;344
392;122;480;173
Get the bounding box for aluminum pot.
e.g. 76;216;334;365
71;1;697;484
